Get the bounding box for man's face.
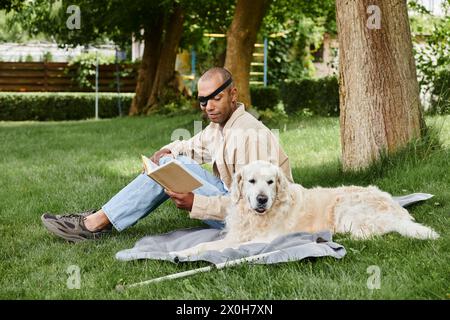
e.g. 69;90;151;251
197;75;237;127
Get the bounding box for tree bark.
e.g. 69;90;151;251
225;0;271;108
336;0;424;171
146;4;185;112
129;18;164;115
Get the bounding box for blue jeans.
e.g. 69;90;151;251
102;155;228;231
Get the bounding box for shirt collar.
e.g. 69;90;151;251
222;102;245;131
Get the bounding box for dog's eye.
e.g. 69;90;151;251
267;180;274;185
249;179;256;184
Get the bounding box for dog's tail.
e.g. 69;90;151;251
395;220;440;240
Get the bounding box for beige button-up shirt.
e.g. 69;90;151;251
161;103;293;221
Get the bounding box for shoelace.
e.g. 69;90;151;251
66;214;87;227
63;214;85;218
57;211;93;219
57;212;111;233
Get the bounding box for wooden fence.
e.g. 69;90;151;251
0;62;138;92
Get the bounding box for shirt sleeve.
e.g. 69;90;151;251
160;129;212;164
189;194;231;221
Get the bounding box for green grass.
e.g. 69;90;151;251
0;114;449;299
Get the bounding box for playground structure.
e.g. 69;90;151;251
174;33;269;92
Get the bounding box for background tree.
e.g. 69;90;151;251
224;0;272;108
180;1;234;79
9;0;234;115
261;0;336;85
336;0;425;171
130;1;185;115
143;0;234;113
9;0;166;114
409;0;450;114
0;0;23;11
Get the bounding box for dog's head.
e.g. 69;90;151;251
230;160;290;215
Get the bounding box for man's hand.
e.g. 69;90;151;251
141;149;173;174
150;148;173;165
165;189;194;211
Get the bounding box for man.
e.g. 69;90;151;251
41;67;293;242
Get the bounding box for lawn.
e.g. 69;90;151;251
0;113;448;299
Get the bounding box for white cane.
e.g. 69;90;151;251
115;250;281;291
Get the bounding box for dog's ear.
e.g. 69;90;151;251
276;167;290;203
230;170;243;204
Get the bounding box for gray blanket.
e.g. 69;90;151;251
116;193;432;265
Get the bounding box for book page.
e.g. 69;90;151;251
142;155;158;173
142;157;203;193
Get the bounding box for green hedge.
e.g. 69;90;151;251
280;76;339;116
250;86;280;111
430;70;450;114
0;92;133;121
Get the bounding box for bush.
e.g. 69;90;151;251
0;92;133;121
280;76;339;116
250;86;280;111
429;70;450;115
257;103;288;125
67;52;116;90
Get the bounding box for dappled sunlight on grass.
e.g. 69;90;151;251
103;158;141;177
278;117;341;182
427;115;450;147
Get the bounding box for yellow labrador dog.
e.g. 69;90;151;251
173;160;439;257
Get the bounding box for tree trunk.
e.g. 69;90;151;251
336;0;424;171
225;0;271;108
129;19;164;115
146;4;185;112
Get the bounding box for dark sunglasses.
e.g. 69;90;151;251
198;78;233;108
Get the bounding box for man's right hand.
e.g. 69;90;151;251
150;148;173;165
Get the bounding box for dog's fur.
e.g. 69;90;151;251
173;160;439;257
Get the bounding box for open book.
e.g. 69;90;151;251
141;155;203;193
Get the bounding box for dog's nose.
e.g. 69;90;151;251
257;194;268;204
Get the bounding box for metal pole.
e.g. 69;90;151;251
191;49;196;93
95;50;99;120
263;38;268;87
115;47;122;116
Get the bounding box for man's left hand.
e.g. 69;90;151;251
165;189;194;211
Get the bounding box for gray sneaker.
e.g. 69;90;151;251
41;209;112;242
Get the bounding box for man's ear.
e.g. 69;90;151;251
230;86;238;104
275;167;290;203
230;170;243;204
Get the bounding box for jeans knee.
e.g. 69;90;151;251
160;155;193;165
203;220;226;229
175;155;195;164
159;155;174;165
